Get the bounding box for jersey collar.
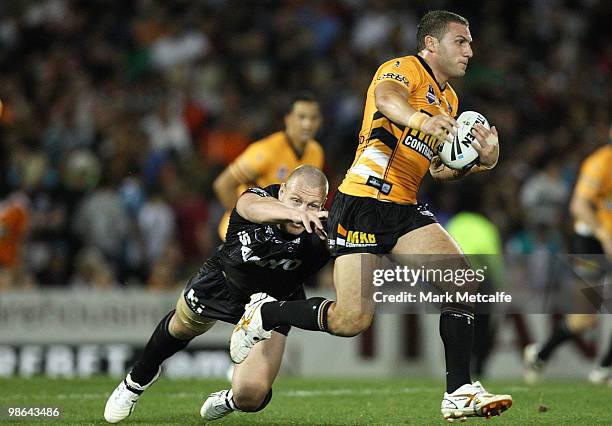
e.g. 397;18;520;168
283;131;306;159
415;55;447;92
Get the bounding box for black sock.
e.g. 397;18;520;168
472;314;492;377
440;310;474;393
261;298;333;332
538;320;572;362
600;333;612;368
130;310;192;386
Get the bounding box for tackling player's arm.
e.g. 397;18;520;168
236;193;328;237
429;124;500;181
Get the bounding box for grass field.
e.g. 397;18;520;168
1;377;611;425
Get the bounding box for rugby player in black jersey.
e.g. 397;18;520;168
104;165;329;423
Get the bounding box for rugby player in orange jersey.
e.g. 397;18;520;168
231;11;512;422
213;93;324;241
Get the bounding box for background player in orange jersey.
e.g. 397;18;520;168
524;129;612;385
0;192;30;289
213;93;324;241
230;10;511;422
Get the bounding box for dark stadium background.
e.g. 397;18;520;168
0;0;610;382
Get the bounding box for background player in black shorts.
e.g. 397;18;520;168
524;137;612;384
104;165;329;423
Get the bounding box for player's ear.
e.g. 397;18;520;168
424;35;437;52
279;182;286;198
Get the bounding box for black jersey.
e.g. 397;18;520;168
215;185;329;300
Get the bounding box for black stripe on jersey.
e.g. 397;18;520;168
372;111;406;131
370;127;398;150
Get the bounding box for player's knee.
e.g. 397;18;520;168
328;308;373;337
171;297;216;339
232;383;271;412
168;313;198;340
567;314;597;333
169;311;214;340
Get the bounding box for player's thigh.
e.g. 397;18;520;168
567;314;597;332
392;223;474;295
392;223;462;255
232;331;286;392
333;253;381;315
171;295;217;340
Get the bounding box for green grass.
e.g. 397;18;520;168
1;377;610;425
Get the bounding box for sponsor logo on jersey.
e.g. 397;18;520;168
426;84;437;105
377;72;409;86
277;165;288;180
366;176;393;195
335;223;377;248
403;134;435;160
246;187;269;198
251;258;303;270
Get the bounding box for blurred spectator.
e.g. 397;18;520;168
0;0;608;289
70;246;118;290
520;159;569;229
72;174;128;280
141;98;192;158
138;188;176;270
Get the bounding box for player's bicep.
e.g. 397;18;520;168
374;80;410;103
235;192;271;218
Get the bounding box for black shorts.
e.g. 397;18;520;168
572;234;604;255
183;257;305;336
571;234;606;281
327;191;438;257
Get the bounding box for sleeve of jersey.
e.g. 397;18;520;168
228;142;269;183
574;154;605;200
372;59;422;95
243;184;280;198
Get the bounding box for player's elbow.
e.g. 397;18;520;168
212;174;226;198
569;196;588;220
235;196;250;219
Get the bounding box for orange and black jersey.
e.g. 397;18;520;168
339;55;459;204
218;131;324;240
573;145;612;236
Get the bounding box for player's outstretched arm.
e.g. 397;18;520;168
236;193;328;237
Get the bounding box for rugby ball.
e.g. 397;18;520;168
437;111;489;170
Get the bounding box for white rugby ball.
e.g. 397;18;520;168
437;111;489;170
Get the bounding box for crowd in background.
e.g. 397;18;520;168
0;0;609;290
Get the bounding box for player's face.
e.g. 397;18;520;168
437;22;473;78
279;179;327;235
285;101;322;147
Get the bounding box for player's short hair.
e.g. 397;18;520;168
286;165;328;194
286;92;319;115
416;10;469;52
